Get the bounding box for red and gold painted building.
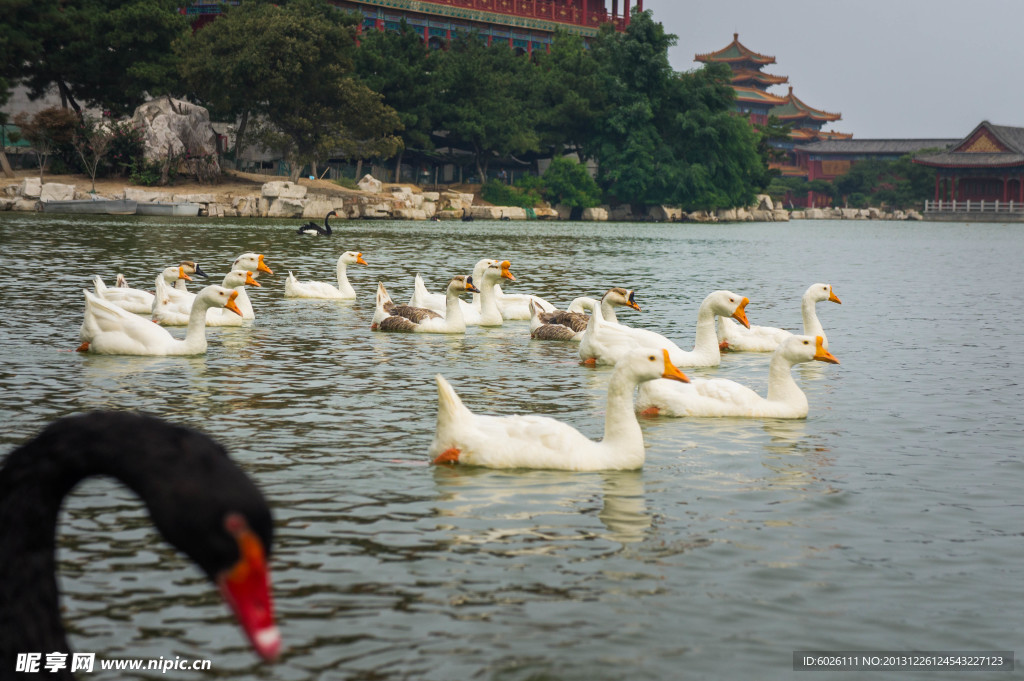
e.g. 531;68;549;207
186;0;639;50
914;121;1024;204
695;34;850;179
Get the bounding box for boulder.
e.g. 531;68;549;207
40;183;75;202
266;198;306;218
755;194;775;211
582;206;609;221
772;209;791;222
131;97;220;178
302;199;342;218
124;188;163;203
717;208;738;222
261;181;307;200
20;178;41;199
421;192;440;202
232;196;261;218
357;174;383;194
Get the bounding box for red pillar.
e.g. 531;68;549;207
625;0;631;23
583;0;589;25
934;174;940;202
612;0;619;20
1002;176;1009;202
637;0;643;10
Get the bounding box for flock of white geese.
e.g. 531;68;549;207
78;250;841;472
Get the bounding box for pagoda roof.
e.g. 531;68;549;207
732;85;787;106
797;139;957;155
771;87;841;123
914;121;1024;168
695;33;776;66
731;68;789;88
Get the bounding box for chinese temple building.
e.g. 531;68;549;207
186;1;639;50
795;138;956;182
914;121;1024;218
695;34;850;178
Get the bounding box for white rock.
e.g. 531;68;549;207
261;181;307;200
131;98;219;175
20;178;42;199
40;183;75;202
582;206;609;221
124;188;162;203
421;192;440;202
266;198;306;218
357;174;383;193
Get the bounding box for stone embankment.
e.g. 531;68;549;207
1;176;922;222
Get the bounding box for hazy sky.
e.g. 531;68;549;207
641;0;1022;140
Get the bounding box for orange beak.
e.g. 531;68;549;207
257;255;273;275
500;260;516;281
829;288;842;304
245;271;261;287
178;266;192;281
216;516;280;662
813;336;839;364
732;297;750;329
225;290;243;316
356;253;367;266
627;293;642;311
661;349;690;383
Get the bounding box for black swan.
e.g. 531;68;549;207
499;210;510;221
461;207;474;222
298;210;336;235
0;412;280;676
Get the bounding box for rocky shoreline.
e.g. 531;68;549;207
2;174;923;222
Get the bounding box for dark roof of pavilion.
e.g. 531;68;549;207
914;121;1024;168
797;139;958;155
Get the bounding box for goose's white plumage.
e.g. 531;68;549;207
492;283;557;320
153;270;260;326
78;285;241;355
719;283;841;352
284;251;366;299
372;275;479;333
409;258;497;315
580;290;750;367
93;266;187;314
232;253;274;278
636;335;839;418
429;348;690;470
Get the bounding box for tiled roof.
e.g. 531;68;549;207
772;87;841;122
695;33;775;66
733;85;787;105
797;139;957;154
914;122;1024;168
730;69;789;87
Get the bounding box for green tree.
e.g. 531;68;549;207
434;34;540;183
354;21;438;182
542;156;602;209
586;11;768;209
531;32;608;157
7;0;189;117
179;0;400;181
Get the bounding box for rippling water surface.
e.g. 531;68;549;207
1;213;1022;679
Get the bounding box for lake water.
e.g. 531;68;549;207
1;212;1021;680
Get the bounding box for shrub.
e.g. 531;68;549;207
541;157;601;209
480;178;542;208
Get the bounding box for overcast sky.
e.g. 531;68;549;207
641;0;1022;140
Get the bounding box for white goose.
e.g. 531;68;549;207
284;251;367;299
719;283;842;352
371;275;480;334
492;281;557;320
153;270;260;326
429;348;690;470
636;335;840;418
78;285;242;356
93;266;188;314
409;258;496;315
579;290;750;367
530;288;641;341
228;253;273;317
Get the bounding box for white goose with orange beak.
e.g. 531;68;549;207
718;283;842;352
78;285;242;355
580;290;751;367
154;270;261;326
637;335;839;418
285;251;366;299
429;348;689;471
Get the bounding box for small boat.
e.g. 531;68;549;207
136;202;201;217
40;197;138;215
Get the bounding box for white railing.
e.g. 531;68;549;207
925;199;1024;214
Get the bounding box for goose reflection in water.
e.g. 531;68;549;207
430;467;652;546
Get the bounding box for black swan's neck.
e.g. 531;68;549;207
0;412;275;674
